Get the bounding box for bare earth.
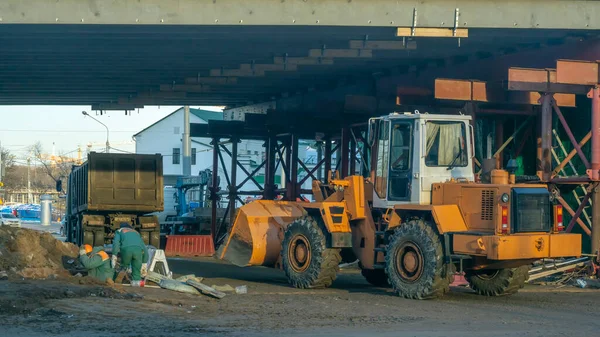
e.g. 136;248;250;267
1;257;599;337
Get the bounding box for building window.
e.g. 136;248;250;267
192;148;197;165
173;148;180;165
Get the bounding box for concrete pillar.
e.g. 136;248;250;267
182;106;192;176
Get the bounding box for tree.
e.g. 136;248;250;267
0;146;15;185
29;142;73;194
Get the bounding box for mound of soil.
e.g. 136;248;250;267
0;227;78;279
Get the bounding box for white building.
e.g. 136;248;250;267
133;107;269;209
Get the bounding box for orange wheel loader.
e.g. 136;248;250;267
217;112;581;299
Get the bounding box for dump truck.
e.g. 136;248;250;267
218;112;582;299
62;152;163;247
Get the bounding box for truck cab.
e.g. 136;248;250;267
370;112;473;207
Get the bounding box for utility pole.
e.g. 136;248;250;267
27;157;31;204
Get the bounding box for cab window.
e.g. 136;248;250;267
425;121;467;167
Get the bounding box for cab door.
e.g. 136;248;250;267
387;122;413;201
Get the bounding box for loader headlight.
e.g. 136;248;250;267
501;193;509;203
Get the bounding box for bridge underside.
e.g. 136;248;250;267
0;24;598;108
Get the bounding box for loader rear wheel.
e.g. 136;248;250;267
385;219;450;299
465;265;530;296
361;269;390;287
282;215;341;289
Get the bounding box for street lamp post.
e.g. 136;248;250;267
82;111;110;153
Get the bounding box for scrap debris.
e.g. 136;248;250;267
528;258;594;287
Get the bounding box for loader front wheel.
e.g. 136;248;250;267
282;215;341;289
465;265;530;296
385;219;450;299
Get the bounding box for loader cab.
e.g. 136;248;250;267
368;112;474;207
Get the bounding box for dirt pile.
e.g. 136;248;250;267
0;227;78;279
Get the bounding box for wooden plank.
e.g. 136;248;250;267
239;63;298;72
556;59;599;85
434;78;473;101
273;57;334;65
436;78;576;106
187;279;226;299
348;40;417;50
308;49;372;58
209;68;266;77
160;84;211;92
396;27;468;38
509;92;576;107
508;67;590;94
184;77;238;85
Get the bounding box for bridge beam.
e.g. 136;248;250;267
0;0;598;29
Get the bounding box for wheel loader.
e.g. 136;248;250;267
217;112;581;299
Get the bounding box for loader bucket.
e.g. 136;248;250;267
217;200;306;267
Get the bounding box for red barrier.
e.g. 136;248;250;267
164;235;215;257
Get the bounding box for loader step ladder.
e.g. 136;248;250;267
372;223;388;270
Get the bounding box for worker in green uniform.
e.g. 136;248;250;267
112;223;149;287
79;244;114;283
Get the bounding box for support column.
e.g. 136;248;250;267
540;93;553;182
495;119;504;169
589;87;600;181
316;141;323;181
349;135;357;175
182;105;192;176
288;134;299;200
229;138;238;228
324;138;332;181
210;137;220;242
341;127;350;178
263;135;277;200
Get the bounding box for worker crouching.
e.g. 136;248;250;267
79;244;115;283
112;223;149;287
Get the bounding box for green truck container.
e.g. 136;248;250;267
64;152;164;247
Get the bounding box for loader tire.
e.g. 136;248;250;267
465;265;530;296
361;269;390;287
281;215;341;289
385;219;450;299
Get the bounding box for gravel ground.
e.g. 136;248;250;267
1;257;599;337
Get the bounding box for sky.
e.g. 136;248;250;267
0;105;222;164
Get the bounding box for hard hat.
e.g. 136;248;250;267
83;244;93;254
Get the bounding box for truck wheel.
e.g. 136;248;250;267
361;269;390;287
385;219;450;299
83;230;94;246
93;231;105;247
149;230;161;248
140;231;150;245
465;265;530;296
281;215;341;289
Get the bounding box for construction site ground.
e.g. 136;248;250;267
1;257;599;337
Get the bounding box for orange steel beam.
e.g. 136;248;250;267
508;67;591;94
435;79;576;107
556;59;599;85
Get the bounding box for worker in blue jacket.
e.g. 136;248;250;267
112;223;149;286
